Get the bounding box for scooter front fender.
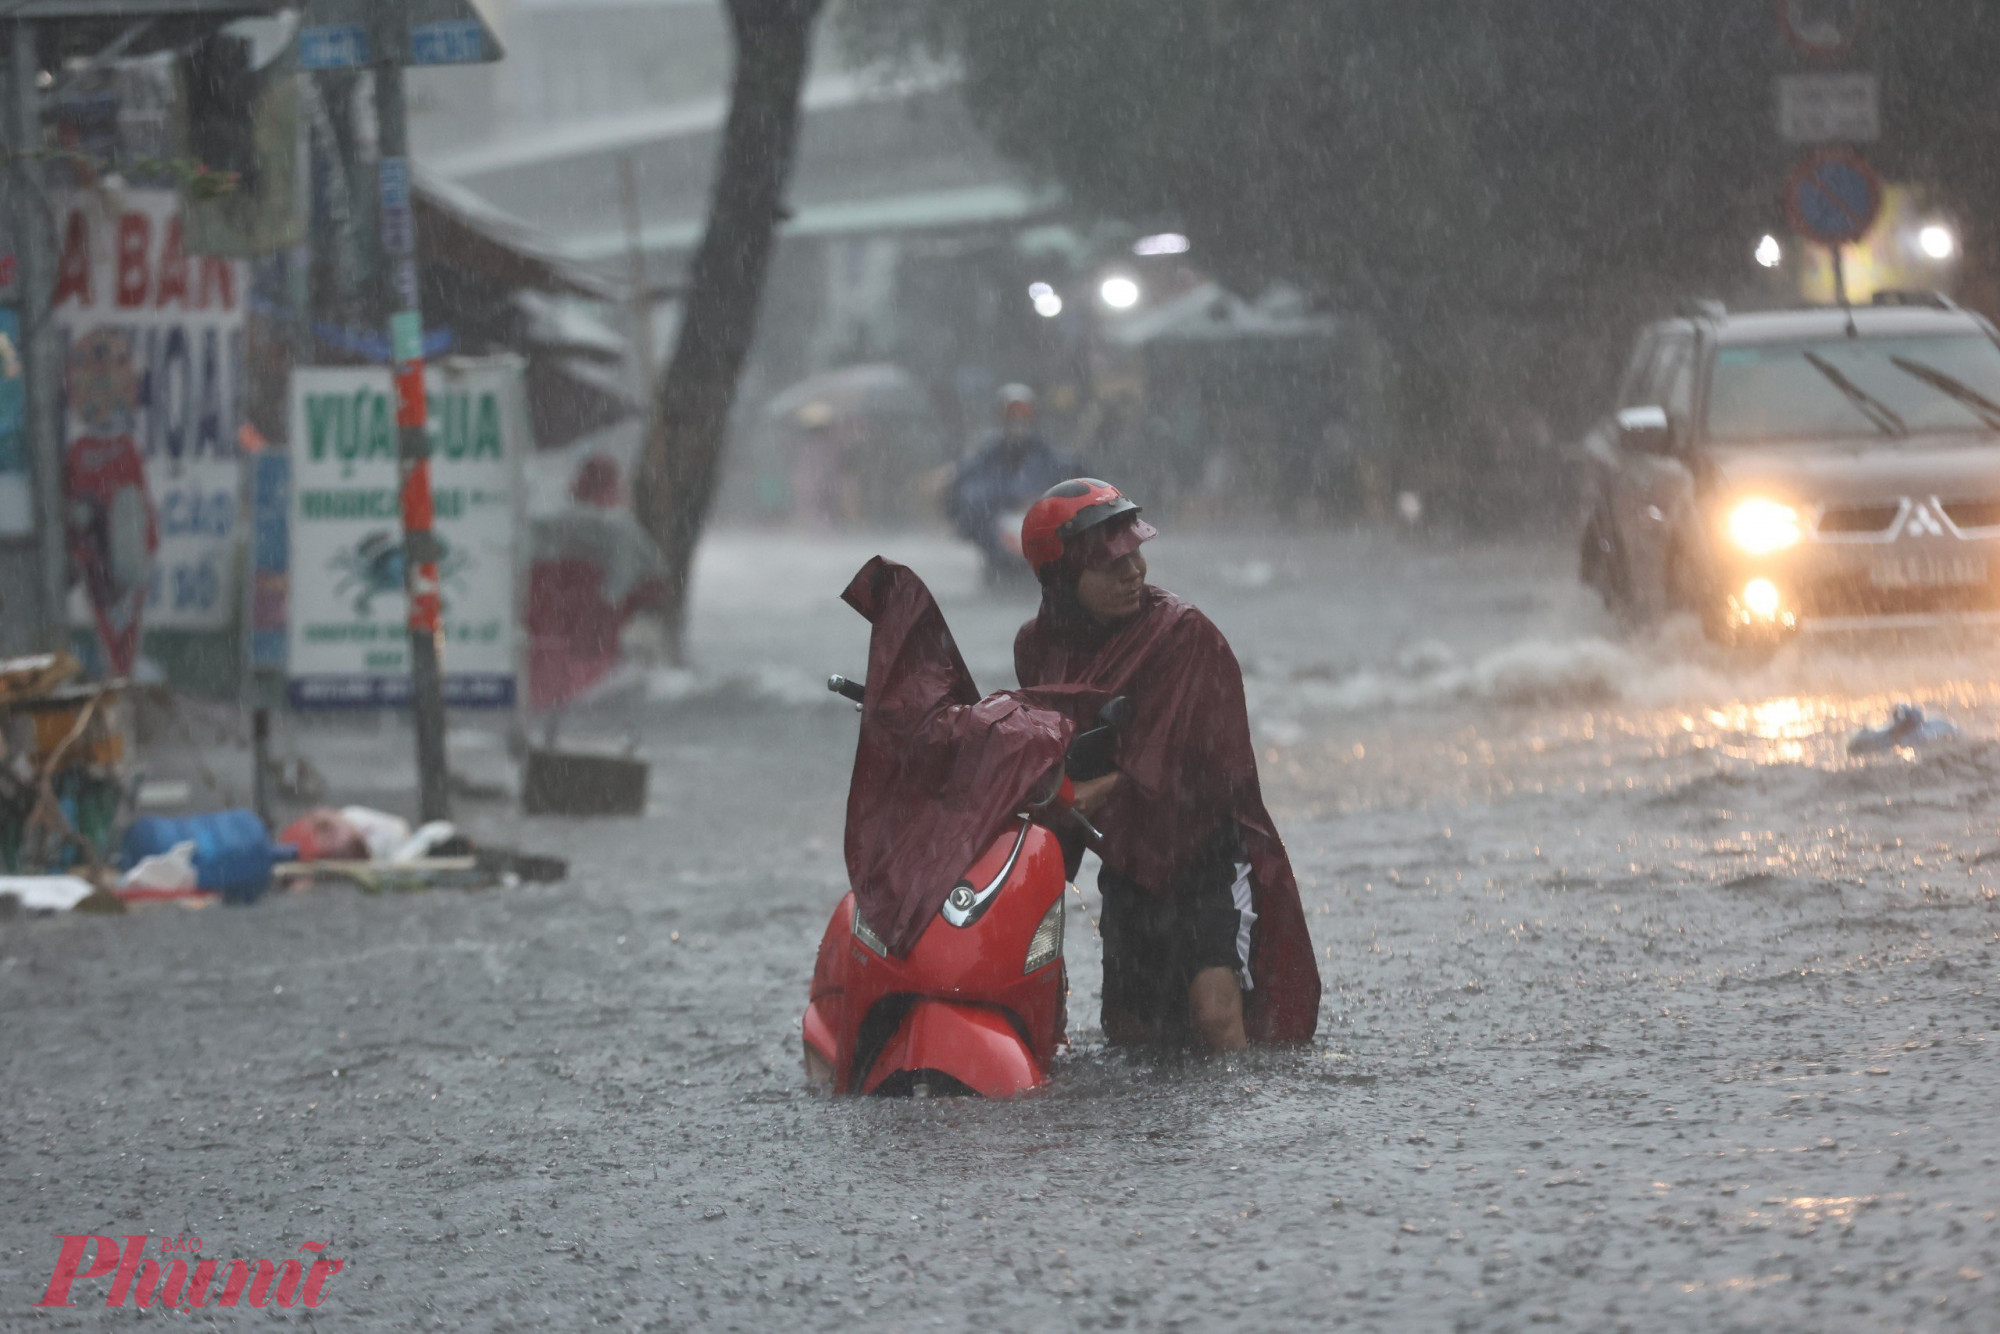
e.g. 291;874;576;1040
860;1000;1045;1098
802;997;840;1090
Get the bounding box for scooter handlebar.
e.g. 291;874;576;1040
1026;769;1107;854
1061;805;1106;853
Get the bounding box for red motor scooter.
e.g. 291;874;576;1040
802;677;1127;1097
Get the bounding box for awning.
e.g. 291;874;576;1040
561;182;1058;264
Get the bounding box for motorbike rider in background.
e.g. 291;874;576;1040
945;385;1079;583
1013;480;1321;1050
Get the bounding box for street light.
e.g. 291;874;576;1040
1132;232;1190;256
1027;281;1063;318
1099;275;1141;310
1918;223;1956;261
1755;234;1783;269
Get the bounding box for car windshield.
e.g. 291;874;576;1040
1705;333;2000;441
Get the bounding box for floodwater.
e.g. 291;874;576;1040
4;527;2000;1331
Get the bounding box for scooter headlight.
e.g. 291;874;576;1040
1023;897;1064;974
851;907;887;956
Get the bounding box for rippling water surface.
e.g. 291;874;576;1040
4;529;1998;1330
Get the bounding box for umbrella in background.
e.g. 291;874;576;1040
757;365;944;526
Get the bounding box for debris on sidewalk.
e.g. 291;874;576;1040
521;743;648;816
1;655;127;879
117;840;207;903
133;778;193;810
120;810;294;904
0;653;82;705
340;806;411;862
278;808;370;862
478;846;568;882
276;855;484;895
393;820;470;862
268;802;561;895
1847;703;1961;755
0;874;98;913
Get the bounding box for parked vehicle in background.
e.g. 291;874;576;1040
1579;293;2000;650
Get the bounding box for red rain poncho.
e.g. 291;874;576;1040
841;558;1073;956
1015;585;1322;1043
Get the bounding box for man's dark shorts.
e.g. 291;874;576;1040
1097;824;1254;1040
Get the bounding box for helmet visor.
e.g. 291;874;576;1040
1072;511;1157;569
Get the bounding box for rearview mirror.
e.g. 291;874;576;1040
1616;405;1674;455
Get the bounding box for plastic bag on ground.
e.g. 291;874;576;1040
392;821;464;863
0;875;97;911
340;806;412;862
117;841;207;901
1848;703;1961;755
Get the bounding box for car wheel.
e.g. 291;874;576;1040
1580;510;1627;612
1670;550;1728;642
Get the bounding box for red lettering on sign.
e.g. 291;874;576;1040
52;210;92;308
114;214;151;308
195;256;236;311
155;215;189;309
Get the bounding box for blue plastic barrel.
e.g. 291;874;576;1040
120;810;294;904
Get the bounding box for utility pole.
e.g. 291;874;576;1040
10;21;65;651
370;1;450;823
618;153;655;388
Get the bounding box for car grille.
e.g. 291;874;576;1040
1815;503;1901;535
1942;498;2000;532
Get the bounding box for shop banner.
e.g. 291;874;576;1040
286;361;520;709
0;307;26;536
53;187;245;631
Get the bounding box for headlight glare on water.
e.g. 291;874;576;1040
1727;498;1801;555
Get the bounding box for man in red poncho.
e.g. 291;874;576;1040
1013;479;1321;1049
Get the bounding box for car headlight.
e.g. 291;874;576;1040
1022;897;1064;974
1727;498;1801;555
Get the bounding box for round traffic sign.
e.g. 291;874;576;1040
1775;0;1868;60
1783;148;1882;245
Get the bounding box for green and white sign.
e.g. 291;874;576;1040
286;360;522;709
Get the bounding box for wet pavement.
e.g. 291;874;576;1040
4;526;2000;1330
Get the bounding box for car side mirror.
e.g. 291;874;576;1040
1616;405;1675;455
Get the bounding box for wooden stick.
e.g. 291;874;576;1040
274;857;477;876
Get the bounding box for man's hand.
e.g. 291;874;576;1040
1070;770;1120;816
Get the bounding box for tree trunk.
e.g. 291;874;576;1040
634;0;824;664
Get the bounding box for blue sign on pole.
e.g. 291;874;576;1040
298;24;369;70
1783;148;1882;246
410;20;488;66
248;452;290;673
299;2;503;68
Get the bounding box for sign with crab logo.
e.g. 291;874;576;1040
285;360;522;708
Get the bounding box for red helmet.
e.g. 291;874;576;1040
1020;478;1150;572
998;383;1037;421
